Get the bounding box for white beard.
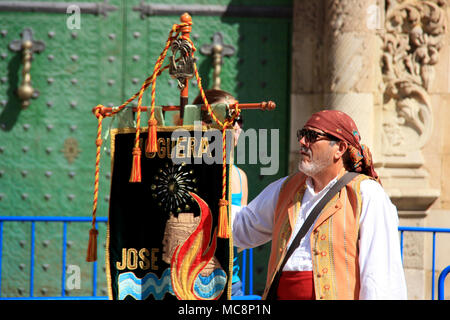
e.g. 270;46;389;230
298;147;333;177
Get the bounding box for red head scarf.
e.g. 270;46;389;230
304;109;379;183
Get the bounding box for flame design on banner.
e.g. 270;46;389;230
170;192;225;300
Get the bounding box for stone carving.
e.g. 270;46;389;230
381;0;446;154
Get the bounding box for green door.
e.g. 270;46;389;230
0;0;291;298
0;0;123;298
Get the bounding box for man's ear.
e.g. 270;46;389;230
334;140;348;160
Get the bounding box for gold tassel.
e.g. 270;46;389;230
146;118;158;153
217;199;229;238
129;147;142;183
86;228;99;262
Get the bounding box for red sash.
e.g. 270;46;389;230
276;271;315;300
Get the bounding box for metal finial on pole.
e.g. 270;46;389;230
178;12;193;124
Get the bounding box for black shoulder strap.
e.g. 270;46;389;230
266;171;359;300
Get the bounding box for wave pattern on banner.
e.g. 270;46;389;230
118;269;173;300
118;267;227;300
193;268;227;299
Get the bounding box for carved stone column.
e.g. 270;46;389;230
378;0;445;212
291;0;444;210
290;0;382;171
322;0;382;150
377;1;447;299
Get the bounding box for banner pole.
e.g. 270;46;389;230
179;13;192;124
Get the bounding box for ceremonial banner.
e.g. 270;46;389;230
106;126;232;300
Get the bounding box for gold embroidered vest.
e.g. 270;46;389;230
262;170;371;300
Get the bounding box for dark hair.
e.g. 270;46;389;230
193;89;234;105
342;149;353;171
330;140;353;171
193;89;242;125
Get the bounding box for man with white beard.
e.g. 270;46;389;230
232;109;407;300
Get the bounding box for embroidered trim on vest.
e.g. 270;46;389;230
263;172;306;298
311;174;370;300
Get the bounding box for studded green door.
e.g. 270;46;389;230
0;0;291;298
0;0;124;298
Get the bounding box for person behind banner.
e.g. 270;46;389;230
232;109;407;300
193;89;248;297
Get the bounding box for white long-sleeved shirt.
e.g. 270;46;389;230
232;175;408;300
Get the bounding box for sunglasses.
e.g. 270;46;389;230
297;128;338;144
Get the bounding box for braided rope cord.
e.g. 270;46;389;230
89;18;242;250
135;24;185;155
192;61;241;238
91;107;104;230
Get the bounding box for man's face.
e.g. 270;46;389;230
297;127;337;177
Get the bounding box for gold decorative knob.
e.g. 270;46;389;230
212;44;223;89
9;29;45;109
17;40;34;108
200;32;236;90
